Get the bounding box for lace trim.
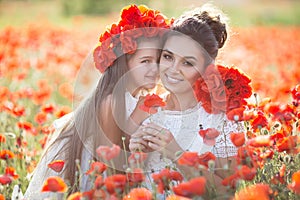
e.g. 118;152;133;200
161;102;202;115
213;117;245;158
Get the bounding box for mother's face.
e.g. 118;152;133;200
159;35;207;94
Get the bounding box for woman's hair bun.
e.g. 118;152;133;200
194;9;228;49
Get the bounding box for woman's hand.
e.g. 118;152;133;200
129;126;152;152
141;123;183;160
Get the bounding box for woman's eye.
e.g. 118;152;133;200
162;53;172;60
183;61;193;66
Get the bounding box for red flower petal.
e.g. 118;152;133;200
41;176;68;193
48;160;65;172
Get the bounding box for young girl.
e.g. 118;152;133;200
23;4;171;199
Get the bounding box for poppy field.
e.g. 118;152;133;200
1;1;300;200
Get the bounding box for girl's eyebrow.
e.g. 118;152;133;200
139;56;154;60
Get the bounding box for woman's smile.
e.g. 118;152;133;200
164;73;184;84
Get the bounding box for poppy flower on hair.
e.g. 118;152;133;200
193;64;252;114
93;5;172;73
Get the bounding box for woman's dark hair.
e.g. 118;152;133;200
171;4;228;62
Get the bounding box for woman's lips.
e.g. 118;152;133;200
165;74;183;84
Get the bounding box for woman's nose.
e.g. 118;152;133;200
168;61;180;73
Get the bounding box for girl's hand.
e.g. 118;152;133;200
141;123;183;160
131;96;150;124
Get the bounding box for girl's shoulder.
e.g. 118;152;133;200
53;112;74;130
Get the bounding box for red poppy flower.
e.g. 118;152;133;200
251;112;268;130
0;86;9;102
104;174;127;195
152;169;183;194
94;176;104;189
67;192;82;200
291;84;300;106
41;103;56;113
237;165;256;181
166;195;192;200
230;132;245;147
48;160;65;173
59;82;73;101
0;134;6;143
0;194;5;200
0;174;13;185
199;128;220;146
258;149;274;160
222;173;240;188
17;121;33;132
96;144;120;160
82;189;95;200
139;94;166;114
0;149;15;160
127;168;145;185
55;106;71;118
41;125;55;135
12;104;25;117
198;152;216;168
194;65;252;114
34;112;47;124
276;135;297;152
93;43;117;73
120;5;142;26
123;187;152;200
233;184;271;200
128;152;147;164
177;152;200;168
288;171;300;194
41;176;68;193
86;161;107;175
226;107;246;121
120;31;139;54
173;177;206;198
5;167;19;179
247;135;273;147
170;171;184;182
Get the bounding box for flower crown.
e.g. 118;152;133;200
193;64;252;114
93;5;172;73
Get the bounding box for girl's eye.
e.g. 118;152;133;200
141;59;150;64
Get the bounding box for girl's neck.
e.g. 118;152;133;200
166;92;198;111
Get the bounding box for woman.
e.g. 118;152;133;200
23;4;171;199
129;4;248;195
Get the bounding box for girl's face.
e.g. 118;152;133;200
160;35;207;94
127;39;160;94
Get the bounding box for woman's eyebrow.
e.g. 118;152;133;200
183;56;197;62
162;49;173;55
163;49;197;61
